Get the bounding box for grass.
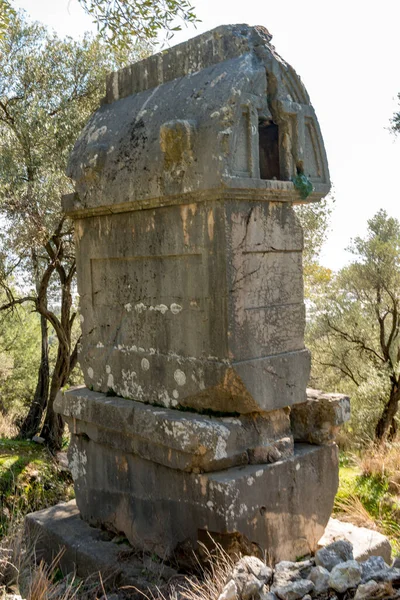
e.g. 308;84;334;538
335;445;400;556
126;541;236;600
0;438;74;538
0;429;400;597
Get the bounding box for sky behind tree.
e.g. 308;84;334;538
14;0;400;270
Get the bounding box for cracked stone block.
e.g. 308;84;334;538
67;436;338;562
50;24;337;563
57;386;293;473
63;24;330;416
290;389;350;444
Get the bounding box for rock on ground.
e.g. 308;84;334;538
319;517;392;564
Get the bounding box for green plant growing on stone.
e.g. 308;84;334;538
293;172;314;200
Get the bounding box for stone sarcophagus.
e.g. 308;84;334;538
56;24;347;563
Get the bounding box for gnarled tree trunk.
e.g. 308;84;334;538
18;314;49;439
375;380;400;441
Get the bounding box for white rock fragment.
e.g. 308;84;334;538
328;560;362;593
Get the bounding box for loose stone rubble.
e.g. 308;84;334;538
217;540;400;600
46;23;347;562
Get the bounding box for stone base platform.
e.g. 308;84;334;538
68;439;338;563
25;501;177;590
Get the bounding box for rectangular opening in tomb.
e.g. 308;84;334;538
259;120;280;180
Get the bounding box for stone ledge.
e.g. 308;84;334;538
291;389;350;444
24;500;177;590
57;386;293;473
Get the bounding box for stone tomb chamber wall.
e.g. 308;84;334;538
55;24;349;562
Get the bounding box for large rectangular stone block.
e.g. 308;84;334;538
56;387;293;473
75;201;309;413
68;435;338;563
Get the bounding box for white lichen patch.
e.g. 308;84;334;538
134;303;146;313
124;303;132;312
221;417;242;426
296;463;301;471
170;303;182;314
256;469;264;477
158;389;171;407
69;447;87;481
174;369;186;386
87;125;107;143
107;373;114;389
96;341;104;348
247;477;255;486
151;304;169;314
106;365;111;374
210;72;226;87
87;367;94;379
214;435;228;460
172;389;179;399
141;358;150;371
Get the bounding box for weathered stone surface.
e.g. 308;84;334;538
24;500;176;589
328;560;362;593
68;436;338;562
354;580;394;600
272;579;314;600
220;556;273;600
315;539;354;571
72;202;311;414
271;559;314;600
57;386;293;473
55;23;337;565
308;565;330;595
66;25;330;214
318;517;392;564
64;25;331;416
290;389;350;444
218;580;238;600
360;555;390;583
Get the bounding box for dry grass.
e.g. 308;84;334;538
126;540;236;600
334;494;378;530
0;526;111;600
358;442;400;495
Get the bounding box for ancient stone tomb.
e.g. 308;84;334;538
55;24;347;562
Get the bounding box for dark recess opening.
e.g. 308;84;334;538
259;120;280;180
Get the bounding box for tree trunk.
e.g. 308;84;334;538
375;381;400;441
40;345;70;451
18;314;49;439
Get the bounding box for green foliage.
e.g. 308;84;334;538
295;193;334;267
0;0;14;37
292;173;314;200
307;209;400;440
78;0;198;48
0;304;41;415
0;14;139;252
0;438;74;537
336;451;400;555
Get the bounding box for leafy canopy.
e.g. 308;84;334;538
307;209;400;441
0;0;198;48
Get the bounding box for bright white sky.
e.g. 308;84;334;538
14;0;400;270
